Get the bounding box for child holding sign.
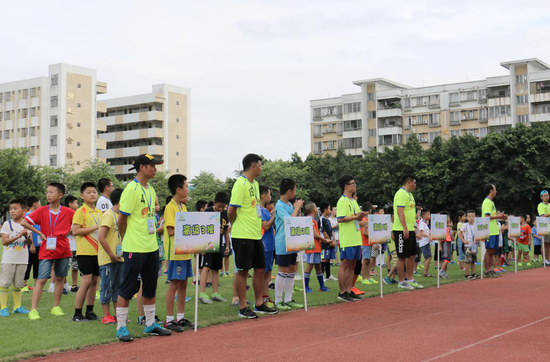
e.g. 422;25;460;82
459;211;479;279
517;214;532;267
304;202;330;293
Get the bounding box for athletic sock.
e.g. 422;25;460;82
284;273;295;303
177;313;184;321
116;307;128;329
166;315;175;323
275;272;285;303
75;308;82;316
317;273;325;288
144;304;156;327
86;305;94;314
304;272;310;289
325;262;331;279
12;288;21;309
321;262;326;275
0;287;8;309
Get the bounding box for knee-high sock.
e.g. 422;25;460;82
0;287;8;309
304;272;310;289
284;273;295;303
325;262;331;279
317;273;325;288
12;287;21;309
275;272;285;303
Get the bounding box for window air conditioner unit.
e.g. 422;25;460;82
323;146;328;150
421;138;428;142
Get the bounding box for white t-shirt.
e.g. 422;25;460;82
329;217;338;240
96;195;113;213
461;222;477;252
1;220;29;264
417;219;430;247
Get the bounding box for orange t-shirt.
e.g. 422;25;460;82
361;216;370;246
306;218;322;254
518;224;531;245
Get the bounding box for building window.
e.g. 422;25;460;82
343;119;362;131
343;137;362;149
50;116;58;127
77;142;81;146
368;129;376;137
517;115;529;124
22;109;28;118
176;135;179;139
176;118;179;122
30;127;36;137
403;97;411;110
515;75;527;84
51;74;59;86
30;88;37;97
176;168;179;172
479;128;488;137
22;89;28;99
4;130;9;139
51;96;58;107
450;111;460;123
50;156;57;166
21;128;28;137
429;131;441;144
516;95;528;104
5;92;11;102
77;84;81;88
429;113;440;127
450;130;461;137
50;136;57;146
449;92;459;106
176;101;180;105
77;103;81;108
367;111;376;119
5;111;10;121
489;105;511;118
77;123;81;127
367;92;375;101
346;102;361;113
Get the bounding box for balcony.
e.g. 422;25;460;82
97;120;107;132
379;127;402;136
377;108;402;118
449;101;461;107
479;117;488;123
429;121;441;128
530;93;550;103
531;113;550;123
428;103;441;109
96;81;107;94
313;132;323;138
313;148;323;155
100;111;164;126
100;128;164;142
97;101;107;113
99;145;164;160
488;116;512;127
488;97;511;107
313;115;322;121
449;120;462;126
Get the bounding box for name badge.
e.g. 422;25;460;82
355;220;360;231
148;219;155;234
116;244;123;257
46;237;57;251
256;204;261;218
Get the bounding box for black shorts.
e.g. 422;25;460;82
354;259;362;275
77;255;99;276
393;231;417;259
276;253;297;267
199;252;224;271
232;238;265;271
534;245;542;255
119;251;159;300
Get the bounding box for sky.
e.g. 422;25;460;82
1;0;550;179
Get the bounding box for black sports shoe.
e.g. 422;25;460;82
85;311;99;321
72;313;89;322
238;307;258;319
254;303;278;315
144;322;172;336
177;318;195;329
268;282;275;289
164;320;184;332
337;292;354;302
348;291;363;300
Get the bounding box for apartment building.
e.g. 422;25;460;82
310;58;550;156
97;84;190;180
0;63;107;171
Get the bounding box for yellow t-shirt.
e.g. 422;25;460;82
163;201;191;261
72;204;102;256
481;197;498;236
538;202;550;216
229;176;261;240
119;180;158;253
392;188;416;231
98;208;123;266
336;196;362;248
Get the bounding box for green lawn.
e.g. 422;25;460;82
0;246;543;361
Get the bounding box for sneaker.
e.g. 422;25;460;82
71;286;79;293
327;275;338;281
391;279;398;284
72;313;88;322
527;262;532;266
85;311;99;321
64;283;71;292
398;281;414;290
383;277;392;285
351;287;365;295
144;322;172;336
177;318;195;329
137;316;145;325
418;263;424;269
293;286;303;292
185;296;191;302
47;284;54;293
28;309;40;320
285;300;304;309
275;302;292;311
361;279;372;285
95;290;100;300
356;275;363;283
102;315;117;324
409;281;424;289
268;283;275;289
0;308;9;317
21;286;30;293
51;306;65;317
211;293;227;302
206;282;212;288
518;262;523;267
338;292;355;302
13;306;30;314
369;278;379;284
164;320;184;332
116;326;134;342
254;303;278;315
371;271;379;276
199;293;213;304
545;260;550;267
413;271;420;276
305;287;313;294
238;307;258;319
349;290;363;300
319;286;330;292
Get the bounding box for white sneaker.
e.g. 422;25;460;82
328;275;338;281
64;283;71;292
48;284;55;293
398;281;414;290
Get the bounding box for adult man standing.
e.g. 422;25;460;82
336;175;367;302
482;184;507;278
392;175;423;290
115;154;171;342
96;178;114;213
228;154;277;319
537;190;550;266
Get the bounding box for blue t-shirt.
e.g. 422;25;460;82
25;211;41;247
261;207;275;252
532;226;542;246
275;200;294;255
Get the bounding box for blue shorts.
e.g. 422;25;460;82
485;235;499;249
361;246;372;260
38;257;70;280
340;246;361;261
306;253;321;264
99;262;124;304
322;248;336;260
420;244;432;259
276;253;297;267
264;251;274;273
167;260;193;281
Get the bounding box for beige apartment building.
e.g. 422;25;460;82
310;58;550;156
0;63;190;179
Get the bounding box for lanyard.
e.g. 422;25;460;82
171;199;184;212
135;179;153;213
112;209;121;242
89;208;100;226
241;175;259;201
48;205;61;237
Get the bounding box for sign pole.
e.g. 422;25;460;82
379;245;383;298
300;252;308;312
543;237;547;269
437;241;440;288
480;241;485;279
514;239;518;274
194;254;199;332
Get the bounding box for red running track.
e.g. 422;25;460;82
31;268;550;362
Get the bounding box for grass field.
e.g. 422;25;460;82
0;246;544;361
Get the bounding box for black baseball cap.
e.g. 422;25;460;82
128;154;164;171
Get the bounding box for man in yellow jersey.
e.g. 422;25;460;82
115;154;171;341
228;154;278;319
481;184;507;278
537;190;550;266
392;175;423;290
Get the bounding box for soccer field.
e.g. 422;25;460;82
0;246;543;361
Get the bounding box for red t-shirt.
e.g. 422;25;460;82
306;218;322;254
518;224;531;245
361;216;370;246
25;205;75;260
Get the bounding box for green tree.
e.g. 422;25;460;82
188;171;226;210
149;171;171;208
65;159;122;198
